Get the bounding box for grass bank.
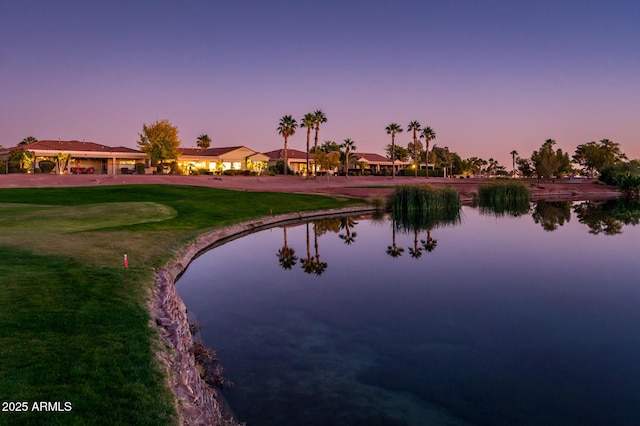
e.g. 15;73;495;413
0;184;363;425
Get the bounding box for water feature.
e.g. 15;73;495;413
177;200;640;426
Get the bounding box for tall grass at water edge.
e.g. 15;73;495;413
390;185;461;214
477;182;531;216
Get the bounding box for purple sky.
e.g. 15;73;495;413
2;0;638;167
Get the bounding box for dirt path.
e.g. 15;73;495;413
0;174;620;201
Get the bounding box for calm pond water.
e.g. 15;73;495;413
177;200;640;426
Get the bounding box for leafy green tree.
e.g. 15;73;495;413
385;123;403;178
573;139;627;177
196;134;211;149
385;144;410;162
55;153;71;174
531;139;571;179
312;110;328;176
420;126;436;179
407;121;422;177
313;150;341;179
341;138;357;177
301;113;316;178
517;156;534;178
9;148;34;171
277;115;298;175
599;160;640;185
316;140;340;153
138;119;181;168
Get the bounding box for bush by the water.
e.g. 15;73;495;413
599;161;640;186
390;186;461;230
478;182;531;216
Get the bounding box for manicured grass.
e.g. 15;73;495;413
0;185;363;425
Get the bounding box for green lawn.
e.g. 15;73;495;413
0;185;363;425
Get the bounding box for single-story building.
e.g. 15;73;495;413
264;149;315;175
353;152;411;174
176;146;270;174
0;140;147;174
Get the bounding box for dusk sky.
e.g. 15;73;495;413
2;0;638;167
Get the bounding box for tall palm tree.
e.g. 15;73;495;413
277;115;298;175
385;123;403;178
301;113;316;178
277;226;298;269
510;150;519;178
312;109;327;177
341;138;356;178
407;121;422;177
196;134;211;149
420;126;436;179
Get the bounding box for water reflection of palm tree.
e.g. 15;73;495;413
421;228;438;253
408;228;423;259
338;217;358;245
277;226;298;270
301;223;316;274
386;220;404;258
312;223;328;275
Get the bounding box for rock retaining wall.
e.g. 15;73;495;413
150;206;377;425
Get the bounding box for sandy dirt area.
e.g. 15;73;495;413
0;173;620;202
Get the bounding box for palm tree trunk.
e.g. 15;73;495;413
425;141;429;179
306;127;311;179
392;134;396;178
283;137;288;175
313;128;319;177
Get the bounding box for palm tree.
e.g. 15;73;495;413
510;150;519;177
312;109;327;176
277;226;298;270
18;136;37;146
301;113;316;178
196;134;211;149
420;126;436;179
341;138;356;178
407;121;422;177
277;115;298;175
385;123;403;178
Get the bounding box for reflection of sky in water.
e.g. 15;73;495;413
178;205;640;426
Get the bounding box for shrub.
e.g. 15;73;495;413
0;160;6;174
368;196;387;211
38;160;55;173
135;163;146;174
615;172;640;199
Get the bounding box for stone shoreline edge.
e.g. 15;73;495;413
149;205;377;426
